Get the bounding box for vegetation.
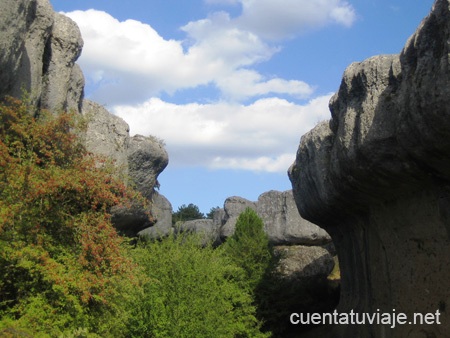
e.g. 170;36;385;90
222;208;275;291
172;203;205;224
0;97;277;337
0;96;329;337
0;97;144;336
206;206;220;219
127;233;269;338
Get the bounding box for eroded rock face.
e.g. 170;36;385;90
138;192;173;239
257;190;330;245
41;12;84;113
128;135;168;201
82;100;130;173
177;219;222;246
220;196;257;239
289;1;450;337
0;0;84;113
218;191;331;245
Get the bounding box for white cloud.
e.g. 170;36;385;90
113;94;332;172
66;9;285;105
65;2;355;105
64;4;354;172
234;0;356;40
216;69;314;100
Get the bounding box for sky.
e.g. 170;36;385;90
50;0;434;214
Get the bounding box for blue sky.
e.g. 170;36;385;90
51;0;434;214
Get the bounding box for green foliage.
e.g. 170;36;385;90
222;208;274;291
205;206;220;219
128;232;269;338
0;97;144;336
172;203;205;224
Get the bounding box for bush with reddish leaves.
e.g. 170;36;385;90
0;97;145;336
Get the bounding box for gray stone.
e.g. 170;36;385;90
257;190;331;245
110;202;152;237
139;192;173;239
178;219;222;246
40;12;84;113
82;99;130;174
0;0;53;105
0;0;170;237
217;191;331;245
128;135;168;200
275;245;334;280
0;0;84;113
289;1;450;337
219;196;256;239
82;103;169;235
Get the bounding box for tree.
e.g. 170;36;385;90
0;97;144;336
205;206;220;219
222;208;274;291
172;203;204;224
128;233;269;338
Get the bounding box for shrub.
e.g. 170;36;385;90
128;232;269;338
222;208;274;291
0;97;144;336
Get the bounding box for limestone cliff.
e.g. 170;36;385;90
0;0;169;236
289;1;450;337
0;0;84;113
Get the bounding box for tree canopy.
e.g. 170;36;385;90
172;203;205;224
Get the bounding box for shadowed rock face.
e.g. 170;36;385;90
289;1;450;337
0;0;84;113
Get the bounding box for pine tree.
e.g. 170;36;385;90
222;208;274;291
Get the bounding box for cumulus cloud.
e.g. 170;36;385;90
65;1;355;105
216;69;314;100
113;94;333;172
66;9;286;105
233;0;356;40
64;3;354;172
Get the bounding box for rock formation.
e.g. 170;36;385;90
177;219;222;247
0;0;169;236
138;192;173;239
289;1;450;337
0;0;84;114
218;190;331;245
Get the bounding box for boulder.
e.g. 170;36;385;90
82;110;169;235
257;190;330;245
217;191;331;245
128;135;168;201
40;12;84;113
177;219;222;246
275;244;335;280
219;196;256;239
82;100;130;173
138;192;173;239
0;0;52;102
289;1;450;337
